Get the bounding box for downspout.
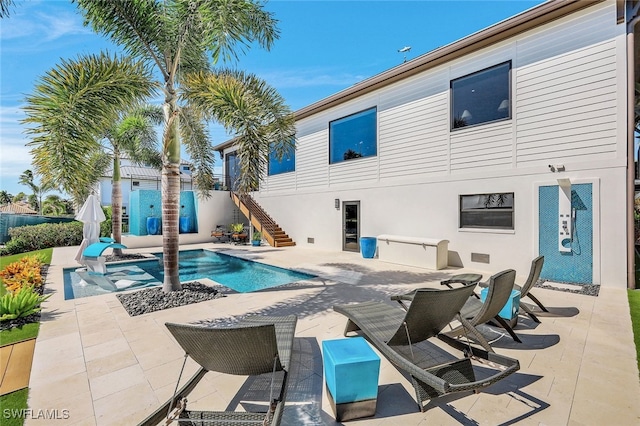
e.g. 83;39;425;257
627;12;640;289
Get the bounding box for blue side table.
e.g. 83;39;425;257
480;288;521;321
322;337;380;421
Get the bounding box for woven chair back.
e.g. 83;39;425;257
470;269;516;326
388;284;477;346
165;323;282;375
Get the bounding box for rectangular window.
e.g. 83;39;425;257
268;140;295;176
451;61;511;130
329;107;377;164
459;193;514;230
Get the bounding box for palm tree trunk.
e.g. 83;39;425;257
162;89;182;292
111;155;123;256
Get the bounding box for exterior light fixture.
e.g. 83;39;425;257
335;199;340;210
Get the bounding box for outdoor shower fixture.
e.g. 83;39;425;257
558;178;573;253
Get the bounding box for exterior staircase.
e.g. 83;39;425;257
230;192;296;247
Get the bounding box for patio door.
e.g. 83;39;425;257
343;201;360;252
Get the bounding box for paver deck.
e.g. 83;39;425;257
18;243;640;425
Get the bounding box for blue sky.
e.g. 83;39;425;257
0;0;545;197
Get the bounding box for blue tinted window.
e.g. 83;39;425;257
329;107;377;164
451;62;511;129
268;142;295;175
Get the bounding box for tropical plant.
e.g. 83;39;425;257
69;0;296;292
18;169;56;215
12;192;26;203
252;230;261;241
22;52;157;206
0;190;11;205
0;285;50;322
96;105;163;254
41;194;67;216
230;223;245;234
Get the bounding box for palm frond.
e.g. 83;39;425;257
179;106;216;197
182;69;294;193
74;0;170;76
22;52;156;196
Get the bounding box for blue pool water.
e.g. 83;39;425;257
63;249;316;300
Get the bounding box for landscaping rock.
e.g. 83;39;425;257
116;281;223;316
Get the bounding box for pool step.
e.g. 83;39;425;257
230;193;296;248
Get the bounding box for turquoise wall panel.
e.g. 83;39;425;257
538;183;593;284
128;190;198;235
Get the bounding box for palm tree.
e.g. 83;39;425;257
41;194;67;216
100;105;163;255
0;191;11;205
74;0;295;292
23;53;157;207
18;169;55;215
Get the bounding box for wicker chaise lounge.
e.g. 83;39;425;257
478;256;547;324
137;315;297;426
441;269;521;351
334;286;520;412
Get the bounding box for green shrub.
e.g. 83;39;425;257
100;206;112;239
0;285;50;321
0;221;83;255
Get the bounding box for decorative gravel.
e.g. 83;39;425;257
116;281;223;316
104;253;151;262
0;313;40;331
535;280;600;296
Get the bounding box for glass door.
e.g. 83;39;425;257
343;201;360;252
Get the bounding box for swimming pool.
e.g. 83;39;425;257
63;249;316;300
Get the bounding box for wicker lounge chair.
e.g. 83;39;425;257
440;269;521;351
478;256;547;323
137;315;297;426
333;286;520;412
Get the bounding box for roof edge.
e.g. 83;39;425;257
294;0;605;121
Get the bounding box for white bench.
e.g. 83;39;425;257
376;235;448;270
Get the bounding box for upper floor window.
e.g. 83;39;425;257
268;140;295;175
329;107;377;164
451;61;511;130
459;192;514;230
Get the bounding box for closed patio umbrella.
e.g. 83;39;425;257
74;194;106;264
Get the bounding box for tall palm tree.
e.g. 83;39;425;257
100;105;163;255
18;169;55;215
23;53;157;206
74;0;295;292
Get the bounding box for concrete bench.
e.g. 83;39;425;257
377;234;448;270
82;242;127;275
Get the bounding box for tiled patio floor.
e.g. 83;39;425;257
22;243;640;425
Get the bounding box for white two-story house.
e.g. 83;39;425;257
216;0;640;289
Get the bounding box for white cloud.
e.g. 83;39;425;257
0;8;90;47
0;105;35;194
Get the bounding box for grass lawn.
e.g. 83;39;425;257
0;248;53;269
0;323;39;347
0;249;53;426
0;388;28;426
628;289;640;375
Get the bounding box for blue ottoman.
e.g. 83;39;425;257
480;288;521;321
322;337;380;421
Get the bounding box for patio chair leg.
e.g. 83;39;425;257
520;303;541;323
493;316;522;343
526;293;549;312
